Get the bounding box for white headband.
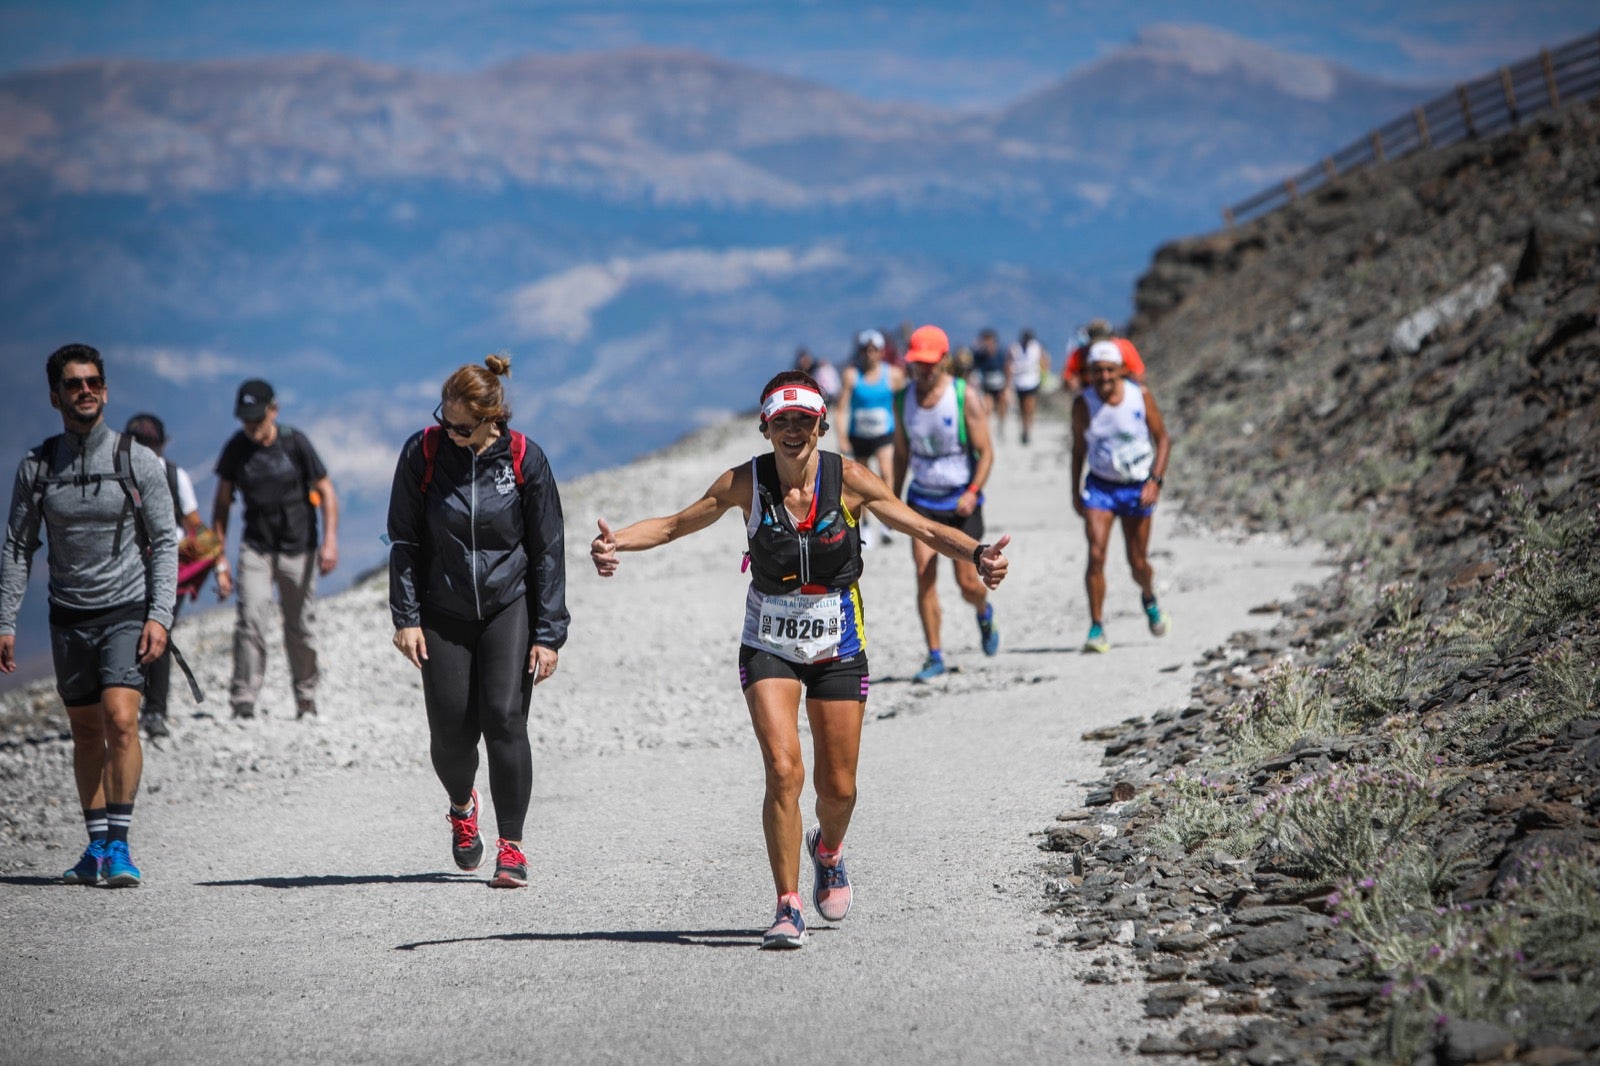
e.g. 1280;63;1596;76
1086;340;1124;366
761;385;827;423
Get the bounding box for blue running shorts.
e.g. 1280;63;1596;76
1082;473;1155;518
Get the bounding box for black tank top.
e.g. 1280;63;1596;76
746;451;863;595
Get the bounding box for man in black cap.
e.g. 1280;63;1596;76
211;379;339;719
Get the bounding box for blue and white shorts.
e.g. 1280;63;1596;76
1082;473;1155;518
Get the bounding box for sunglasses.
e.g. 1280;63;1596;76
433;402;487;438
60;374;105;394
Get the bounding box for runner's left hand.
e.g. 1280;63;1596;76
977;535;1012;590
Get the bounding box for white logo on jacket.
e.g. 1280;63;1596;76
494;462;517;496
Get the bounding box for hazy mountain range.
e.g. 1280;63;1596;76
0;25;1435;684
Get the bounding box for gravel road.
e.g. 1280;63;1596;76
0;411;1324;1065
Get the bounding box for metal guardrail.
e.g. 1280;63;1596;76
1223;29;1600;227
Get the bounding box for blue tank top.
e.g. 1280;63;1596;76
849;368;895;439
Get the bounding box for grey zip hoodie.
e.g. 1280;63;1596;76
0;420;178;635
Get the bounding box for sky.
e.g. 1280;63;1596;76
1;1;1595;108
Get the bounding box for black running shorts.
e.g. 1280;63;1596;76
848;433;894;460
50;616;146;705
739;645;870;703
910;501;984;543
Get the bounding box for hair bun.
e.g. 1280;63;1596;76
484;353;511;377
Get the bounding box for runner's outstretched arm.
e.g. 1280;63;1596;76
590;465;744;576
843;460;1010;589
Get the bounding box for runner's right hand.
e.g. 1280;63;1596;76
0;634;15;673
393;627;428;669
591;518;620;577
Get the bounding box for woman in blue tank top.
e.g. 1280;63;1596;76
590;369;1010;951
836;330;903;547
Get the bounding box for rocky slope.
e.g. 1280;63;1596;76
1040;101;1599;1062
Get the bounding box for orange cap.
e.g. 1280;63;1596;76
904;325;949;364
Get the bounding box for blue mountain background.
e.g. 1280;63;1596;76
0;25;1442;686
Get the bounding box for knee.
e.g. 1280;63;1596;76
764;753;806;801
813;765;857;807
1085;549;1108;573
103;709;140;749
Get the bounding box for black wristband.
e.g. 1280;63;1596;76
1150;474;1164;487
972;542;989;567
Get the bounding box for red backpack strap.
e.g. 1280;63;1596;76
420;427;441;495
509;430;527;486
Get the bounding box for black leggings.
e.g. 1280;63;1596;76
420;598;535;841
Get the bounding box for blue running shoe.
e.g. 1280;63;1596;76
63;840;104;885
912;654;946;683
761;898;806;950
102;841;141;887
1084;623;1111;654
805;827;852;922
978;605;1000;656
1143;598;1170;637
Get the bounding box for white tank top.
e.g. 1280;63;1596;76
1009;339;1044;390
1083;384;1154;483
904;380;971;502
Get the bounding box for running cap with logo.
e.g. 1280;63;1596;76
761;384;827;424
234;379;275;421
855;328;885;350
904;325;950;364
1086;318;1114;341
124;413;167;447
1087;340;1124;366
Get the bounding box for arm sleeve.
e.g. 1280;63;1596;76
175;467;200;518
387;434;426;629
133;447;179;630
0;456;42;636
521;441;569;650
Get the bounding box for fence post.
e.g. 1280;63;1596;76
1414;106;1432;149
1541;49;1561;109
1500;67;1519;125
1370;130;1386;163
1322;157;1338;182
1458;85;1477;138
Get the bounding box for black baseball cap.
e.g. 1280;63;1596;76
234;379;275;420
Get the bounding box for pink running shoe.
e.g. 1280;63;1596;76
761;895;806;950
447;788;484;871
489;838;528;889
805;826;853;922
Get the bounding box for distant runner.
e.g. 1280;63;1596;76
835;329;904;548
970;328;1009;432
1070;341;1171;653
1063;318;1146;394
590;370;1009;949
891;325;1002;682
1007;328;1047;445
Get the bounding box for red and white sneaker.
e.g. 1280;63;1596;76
489;838;528;889
447;788;484;871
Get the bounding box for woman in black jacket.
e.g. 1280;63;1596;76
387;355;569;888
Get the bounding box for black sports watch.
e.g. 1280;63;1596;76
972;542;989;566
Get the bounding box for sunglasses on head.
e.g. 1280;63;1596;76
433;401;487;438
60;374;105;394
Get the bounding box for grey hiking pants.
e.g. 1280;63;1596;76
230;544;319;709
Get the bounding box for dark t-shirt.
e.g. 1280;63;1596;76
215;426;328;553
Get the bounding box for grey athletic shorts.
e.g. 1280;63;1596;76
50;615;146;705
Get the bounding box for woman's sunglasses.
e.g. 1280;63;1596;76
433;402;487;438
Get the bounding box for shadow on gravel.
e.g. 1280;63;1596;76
197;872;472;889
394;928;768;951
0;875;67;886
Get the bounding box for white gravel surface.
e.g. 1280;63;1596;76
0;411;1325;1065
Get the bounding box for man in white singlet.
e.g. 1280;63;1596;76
1070;340;1171;653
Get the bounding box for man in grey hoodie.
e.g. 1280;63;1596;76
0;343;178;887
